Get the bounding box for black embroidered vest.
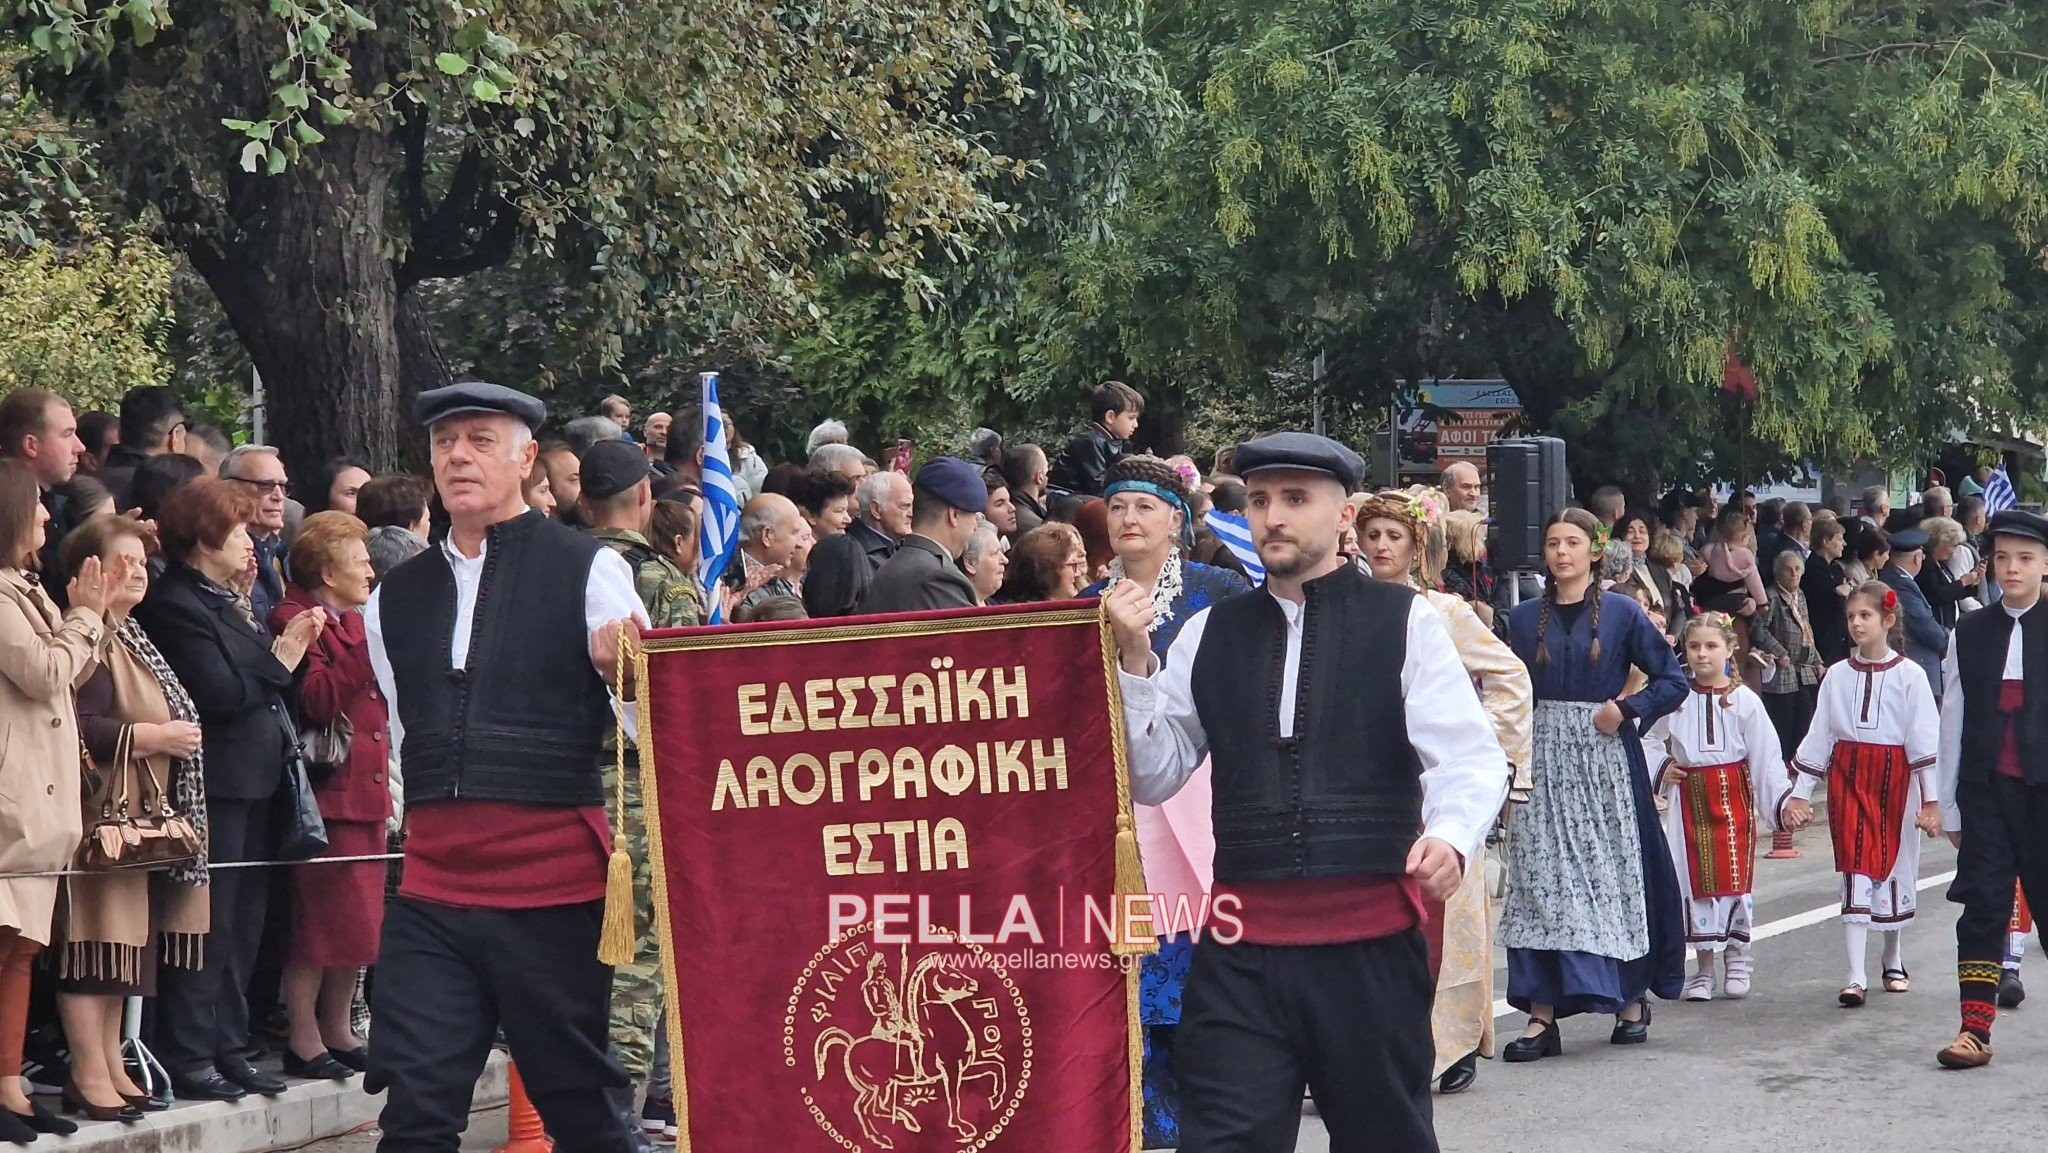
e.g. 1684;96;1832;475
1190;564;1422;881
1956;600;2048;788
379;510;611;807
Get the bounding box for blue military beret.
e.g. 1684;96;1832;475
413;381;548;430
914;456;988;514
1233;431;1366;491
1887;527;1929;553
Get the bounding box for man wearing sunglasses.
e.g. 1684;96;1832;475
223;444;293;624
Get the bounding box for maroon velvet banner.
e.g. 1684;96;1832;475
637;602;1142;1153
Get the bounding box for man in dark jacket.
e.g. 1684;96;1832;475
1880;527;1948;692
860;457;983;615
1050;380;1142;496
99;386;190;509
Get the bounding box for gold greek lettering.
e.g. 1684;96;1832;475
825;750;852;804
869;675;900;728
822;824;854;875
900;673;936;727
882;820;917;871
836;677;869;730
932;817;969;870
737;684;769;736
993;740;1029;793
745;756;781;807
856;750;891;802
891;748;929;800
929;745;975;796
781;753;826;806
992;666;1029;719
711;759;746;810
953;667;990;722
803;680;838;732
770;684;804;733
1031;738;1068;790
851;822;884;875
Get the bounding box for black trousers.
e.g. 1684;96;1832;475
370;897;630;1153
155;797;274;1075
1177;930;1436;1153
1950;774;2048;967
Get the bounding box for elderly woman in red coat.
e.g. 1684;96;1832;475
268;511;390;1082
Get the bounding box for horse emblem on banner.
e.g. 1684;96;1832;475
789;927;1031;1150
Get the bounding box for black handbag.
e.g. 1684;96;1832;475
273;707;330;862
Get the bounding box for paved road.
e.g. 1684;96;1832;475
307;831;2048;1152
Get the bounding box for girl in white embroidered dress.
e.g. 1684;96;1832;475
1783;582;1942;1008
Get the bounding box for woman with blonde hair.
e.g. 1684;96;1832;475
1355;488;1530;1093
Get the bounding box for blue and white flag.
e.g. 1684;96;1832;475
1985;464;2018;515
698;372;743;622
1204;509;1265;584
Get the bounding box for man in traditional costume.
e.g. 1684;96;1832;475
1937;508;2048;1068
365;382;649;1151
1105;432;1508;1153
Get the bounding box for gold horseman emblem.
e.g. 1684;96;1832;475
791;930;1030;1150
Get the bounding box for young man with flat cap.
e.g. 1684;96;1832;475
1105;431;1509;1153
365;382;649;1151
859;456;984;614
1937;508;2048;1069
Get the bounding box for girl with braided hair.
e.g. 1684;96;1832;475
1356;489;1529;1095
1083;454;1249;1149
1782;581;1942;1008
1644;613;1792;1002
1500;507;1688;1061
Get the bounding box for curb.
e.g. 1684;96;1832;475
33;1050;510;1152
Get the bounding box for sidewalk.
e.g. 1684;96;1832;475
36;1051;509;1153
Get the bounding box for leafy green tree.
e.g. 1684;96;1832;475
0;223;173;407
6;0;1027;473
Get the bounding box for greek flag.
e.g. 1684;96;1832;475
1204;509;1265;583
1985;464;2018;515
698;372;743;623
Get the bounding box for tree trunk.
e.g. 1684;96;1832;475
188;123;407;480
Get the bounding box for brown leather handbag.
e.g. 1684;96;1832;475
79;727;201;872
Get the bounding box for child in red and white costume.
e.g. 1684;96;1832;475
1784;581;1943;1008
1650;613;1790;1001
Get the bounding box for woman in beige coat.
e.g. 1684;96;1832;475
0;459;116;1140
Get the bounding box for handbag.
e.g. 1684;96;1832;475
300;711;353;786
79;728;202;872
273;708;331;862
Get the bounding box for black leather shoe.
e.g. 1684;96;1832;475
1611;1001;1652;1046
0;1108;37;1145
1437;1051;1479;1093
1501;1018;1561;1063
327;1046;369;1073
172;1069;248;1102
1999;971;2026;1009
12;1099;79;1134
216;1055;287;1097
283;1049;355;1081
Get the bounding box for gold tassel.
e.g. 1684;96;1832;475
598;832;637;966
598;623;639;966
1109;812;1155;957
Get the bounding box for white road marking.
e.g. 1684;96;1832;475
1488;870;1959;1019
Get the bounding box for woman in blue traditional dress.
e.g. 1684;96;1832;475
1500;507;1687;1060
1085;454;1249;1148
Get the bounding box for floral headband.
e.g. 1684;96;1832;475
1356;490;1442;532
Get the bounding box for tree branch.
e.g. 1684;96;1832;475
1814;40;2048;67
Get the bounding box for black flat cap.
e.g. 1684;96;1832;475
413;381;547;430
914;457;988;514
1233;431;1366;491
580;439;652;500
1987;508;2048;549
1887;526;1929;553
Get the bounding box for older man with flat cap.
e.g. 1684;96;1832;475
859;456;985;614
1938;509;2048;1069
364;382;649;1152
1104;430;1509;1153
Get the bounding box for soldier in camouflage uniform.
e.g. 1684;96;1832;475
576;440;703;1141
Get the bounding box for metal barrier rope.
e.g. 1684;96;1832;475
0;852;404;880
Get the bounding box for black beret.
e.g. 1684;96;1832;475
413;381;547;430
1232;431;1366;491
1887;527;1929;553
913;457;988;514
1987;508;2048;549
580;438;652;501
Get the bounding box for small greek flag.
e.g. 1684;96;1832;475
1204;509;1265;584
1985;464;2018;515
698;372;743;623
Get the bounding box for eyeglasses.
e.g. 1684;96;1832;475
227;476;291;496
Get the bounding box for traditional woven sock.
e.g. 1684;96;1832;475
1880;929;1905;973
1960;960;2003;1040
1844;922;1870;990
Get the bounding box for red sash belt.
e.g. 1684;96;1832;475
1680;760;1755;898
1826;740;1911;881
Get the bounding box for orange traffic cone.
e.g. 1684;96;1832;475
494;1062;553;1153
1763;828;1799;859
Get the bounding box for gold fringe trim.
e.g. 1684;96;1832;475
635;643;692;1153
597;627;639;967
1099;603;1156;959
1125;955;1144;1153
